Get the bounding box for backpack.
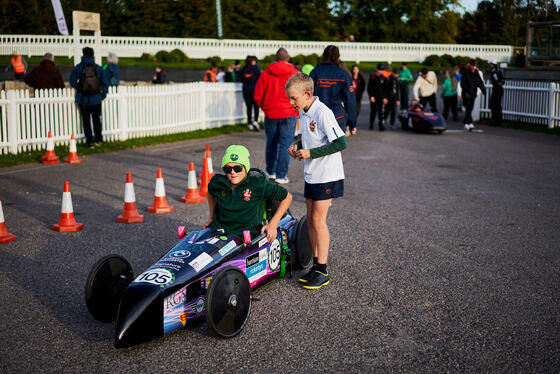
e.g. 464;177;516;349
103;64;117;86
78;63;100;96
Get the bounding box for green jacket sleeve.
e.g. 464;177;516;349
309;136;347;159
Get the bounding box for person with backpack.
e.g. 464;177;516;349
69;47;109;148
103;52;119;87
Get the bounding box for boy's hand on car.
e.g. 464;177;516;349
261;223;277;243
202;218;212;229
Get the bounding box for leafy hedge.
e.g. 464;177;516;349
423;54;490;70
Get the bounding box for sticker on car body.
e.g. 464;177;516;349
189;252;213;272
219;240;237;256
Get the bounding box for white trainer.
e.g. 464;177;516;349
252;121;260;131
275;177;290;184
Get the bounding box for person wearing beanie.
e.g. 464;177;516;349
203;145;293;242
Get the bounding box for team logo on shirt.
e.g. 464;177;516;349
349;86;355;93
243;189;252;201
221;190;226;196
309;121;316;132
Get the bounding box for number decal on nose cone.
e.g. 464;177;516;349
134;268;175;287
268;239;281;272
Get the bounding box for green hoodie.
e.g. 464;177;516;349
441;77;458;98
398;68;412;84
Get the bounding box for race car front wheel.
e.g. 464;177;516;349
293;215;313;269
85;255;134;323
206;266;251;338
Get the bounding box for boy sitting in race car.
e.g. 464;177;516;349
203;144;293;243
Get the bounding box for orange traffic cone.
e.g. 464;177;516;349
117;172;144;223
0;199;16;243
199;157;210;197
205;144;215;178
52;181;84;232
64;133;82;164
147;168;174;213
41;131;60;164
180;162;206;204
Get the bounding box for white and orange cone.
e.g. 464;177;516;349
147;168;174;213
0;199;16;243
52;181;84;232
180;162;206;204
41;131;60;164
117;172;144;223
64;133;82;164
205;144;215;178
199;157;210;197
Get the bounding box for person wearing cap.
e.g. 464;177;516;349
488;59;505;126
24;53;64;90
413;68;438;112
398;62;413;110
203;145;293;243
5;51;27;80
367;64;388;131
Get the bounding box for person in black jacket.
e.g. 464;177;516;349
351;64;366;117
488;59;505;126
460;59;486;131
367;64;388;131
239;55;261;131
384;68;401;129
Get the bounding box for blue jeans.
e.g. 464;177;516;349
400;82;409;110
264;116;297;179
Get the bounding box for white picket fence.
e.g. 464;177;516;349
478;80;560;128
0;34;513;64
0;82;246;154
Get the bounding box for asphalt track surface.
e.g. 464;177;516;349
1;101;559;373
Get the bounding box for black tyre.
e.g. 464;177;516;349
293;216;313;269
85;255;134;323
206;266;251;338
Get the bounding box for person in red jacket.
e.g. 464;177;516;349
254;48;299;185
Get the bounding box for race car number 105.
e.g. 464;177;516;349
134;268;174;287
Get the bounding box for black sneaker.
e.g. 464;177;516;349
302;270;329;290
298;267;315;283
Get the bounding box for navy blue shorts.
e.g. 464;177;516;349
304;179;344;201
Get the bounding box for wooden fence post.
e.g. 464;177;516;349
118;85;128;141
7;90;18;154
548;82;556;129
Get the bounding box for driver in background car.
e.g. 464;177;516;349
203;145;293;243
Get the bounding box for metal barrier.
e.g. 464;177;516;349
0;82;246;155
478;80;560;128
0;34;513;64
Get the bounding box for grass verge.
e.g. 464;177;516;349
0;123;254;168
478;119;560;135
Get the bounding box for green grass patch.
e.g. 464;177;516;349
0;122;255;168
478;118;560;135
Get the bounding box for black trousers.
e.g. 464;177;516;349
419;93;437;112
490;86;503;125
384;97;398;125
369;98;385;130
443;95;458;121
79;104;103;144
463;92;476;124
243;91;259;123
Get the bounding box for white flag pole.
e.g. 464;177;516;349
51;0;69;35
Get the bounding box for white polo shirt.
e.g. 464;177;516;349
300;97;345;184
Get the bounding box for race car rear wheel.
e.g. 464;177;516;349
293;215;313;269
85;255;133;323
206;266;251;338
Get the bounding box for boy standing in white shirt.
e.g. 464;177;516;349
286;73;347;290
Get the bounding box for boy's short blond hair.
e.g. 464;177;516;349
285;72;314;95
